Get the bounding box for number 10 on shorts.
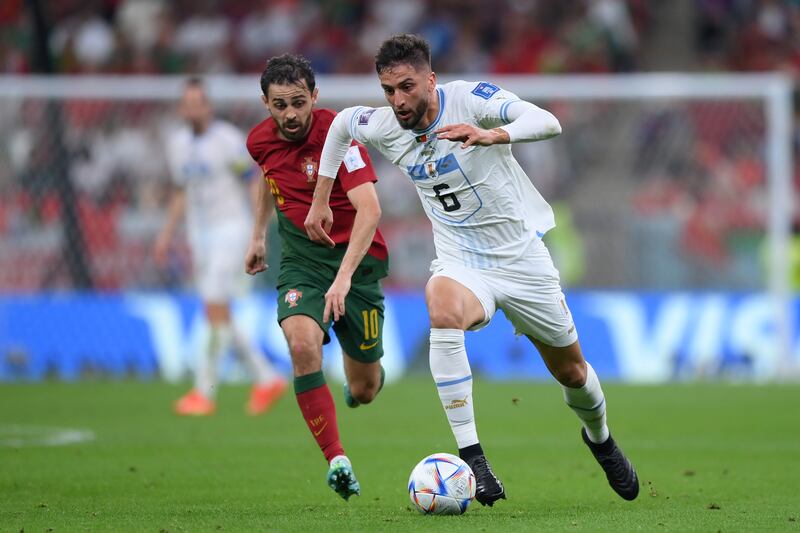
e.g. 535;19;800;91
361;309;379;340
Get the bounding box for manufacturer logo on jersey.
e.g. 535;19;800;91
471;82;500;100
445;397;469;410
285;288;303;308
359;339;380;351
358;108;376;125
301;157;318;182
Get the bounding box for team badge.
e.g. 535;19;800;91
424;161;438;179
285;288;303;308
301;157;318;183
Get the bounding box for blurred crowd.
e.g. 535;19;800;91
695;0;800;73
1;0;799;292
2;0;651;75
629;101;769;287
2;0;799;76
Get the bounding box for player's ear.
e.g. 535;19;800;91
260;94;269;108
311;87;319;105
429;70;437;93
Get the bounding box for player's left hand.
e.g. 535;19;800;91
434;124;509;148
324;275;351;322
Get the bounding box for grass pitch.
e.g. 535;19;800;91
1;379;798;532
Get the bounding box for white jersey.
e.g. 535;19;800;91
322;80;558;269
166;120;253;246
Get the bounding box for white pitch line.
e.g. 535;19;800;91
0;425;95;447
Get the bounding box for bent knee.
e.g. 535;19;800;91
287;339;322;376
348;380;380;404
427;305;465;329
287;337;317;358
554;362;587;389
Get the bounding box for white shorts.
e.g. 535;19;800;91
190;222;252;303
430;239;578;347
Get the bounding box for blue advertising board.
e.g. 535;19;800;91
1;292;797;382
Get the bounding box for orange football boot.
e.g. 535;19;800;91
246;378;288;415
174;390;216;416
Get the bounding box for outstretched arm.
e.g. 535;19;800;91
304;111;355;246
435;101;561;147
322;182;382;322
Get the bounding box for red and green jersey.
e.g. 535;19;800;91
247;108;388;279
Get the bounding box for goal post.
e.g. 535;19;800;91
0;73;793;378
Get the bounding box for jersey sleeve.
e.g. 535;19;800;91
336;143;377;192
319;106;383;179
245;129;261;164
467;81;562;142
467;81;525;129
318;108;356;179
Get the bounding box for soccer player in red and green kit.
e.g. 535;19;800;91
244;54;388;501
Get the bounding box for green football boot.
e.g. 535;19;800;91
327;455;361;501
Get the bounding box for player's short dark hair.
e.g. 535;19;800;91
260;54;316;96
185;76;204;89
183;77;207;97
375;34;431;74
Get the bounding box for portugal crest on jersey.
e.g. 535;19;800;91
302;157;318;183
284;288;303;308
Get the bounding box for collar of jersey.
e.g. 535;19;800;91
411;88;445;136
190;120;219;141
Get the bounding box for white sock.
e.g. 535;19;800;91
429;328;478;448
231;326;276;384
195;325;233;398
562;362;609;444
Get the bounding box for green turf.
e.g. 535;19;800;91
1;379;798;532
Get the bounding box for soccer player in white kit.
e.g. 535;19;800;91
155;78;287;416
305;35;639;505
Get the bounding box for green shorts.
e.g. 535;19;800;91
277;267;385;363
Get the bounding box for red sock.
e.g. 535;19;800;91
296;383;345;462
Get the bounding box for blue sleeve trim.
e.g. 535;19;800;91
500;99;521;124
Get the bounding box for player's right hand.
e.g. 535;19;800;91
245;240;268;275
304;202;335;248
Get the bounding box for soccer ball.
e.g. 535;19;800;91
408;453;476;515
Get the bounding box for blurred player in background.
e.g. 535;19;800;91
306;34;639;506
244;55;388;501
155;78;287;416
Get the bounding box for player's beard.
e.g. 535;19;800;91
279;114;312;141
394;97;429;130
